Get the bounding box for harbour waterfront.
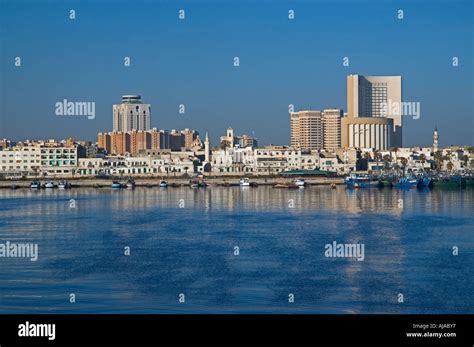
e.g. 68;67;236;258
1;176;343;188
0;186;472;314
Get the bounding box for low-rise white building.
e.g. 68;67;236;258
0;141;78;178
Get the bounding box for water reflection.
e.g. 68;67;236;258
0;187;472;313
1;186;471;215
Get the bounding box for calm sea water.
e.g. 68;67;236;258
0;186;472;314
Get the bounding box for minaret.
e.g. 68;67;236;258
205;132;210;162
433;127;439;152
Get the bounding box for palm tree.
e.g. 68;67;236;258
220;140;231;151
374;151;382;171
447;162;453;172
382;154;391;171
434;150;443;170
400;157;408;175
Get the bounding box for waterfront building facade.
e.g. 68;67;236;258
0;140;79;177
2;141;472;178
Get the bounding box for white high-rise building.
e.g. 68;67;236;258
113;95;151;132
346;74;402;147
342;74;402;149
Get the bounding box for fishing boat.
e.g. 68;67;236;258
416;176;433;188
159;180;168;188
111;181;122;189
30;181;41;189
126;179;136;189
393;176;418;188
435;175;466;188
190;179;199;188
295;178;306;187
464;175;474;187
345;174;378;189
378;176;394;188
58;181;71;189
239;177;250;187
44;181;55;189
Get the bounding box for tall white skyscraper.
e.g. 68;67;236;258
346;74;402;147
113;95;151;132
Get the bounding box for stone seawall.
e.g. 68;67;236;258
1;177;345;188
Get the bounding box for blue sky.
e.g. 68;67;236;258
1;0;473;147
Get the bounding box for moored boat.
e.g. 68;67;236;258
44;181;55;189
111;181;122;189
435;175;466;189
126;179;136;189
417;176;433;188
393;176;418;188
159;180;168;188
378;176;394;188
30;181;41;189
58;181;71;189
345;174;378;189
239;177;250;187
465;175;474;187
295;178;305;187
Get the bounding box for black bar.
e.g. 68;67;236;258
0;314;472;346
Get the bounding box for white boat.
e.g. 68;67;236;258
126;179;135;189
190;180;199;188
295;178;305;187
44;181;55;189
159;180;168;188
239;178;250;186
58;181;70;189
30;181;40;189
111;181;122;189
